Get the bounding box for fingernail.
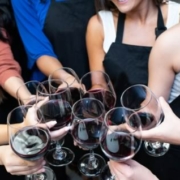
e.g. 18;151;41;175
64;126;71;131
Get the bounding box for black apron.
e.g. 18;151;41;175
104;7;180;180
103;6;166;107
43;0;97;179
43;0;96;79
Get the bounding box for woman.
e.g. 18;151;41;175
86;0;180;179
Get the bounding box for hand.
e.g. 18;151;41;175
0;145;46;175
57;74;82;89
108;159;158;180
138;97;180;144
46;121;71;141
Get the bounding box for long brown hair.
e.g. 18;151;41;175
95;0;168;12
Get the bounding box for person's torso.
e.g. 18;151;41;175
100;2;180;105
43;0;96;78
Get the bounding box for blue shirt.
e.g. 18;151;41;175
11;0;66;81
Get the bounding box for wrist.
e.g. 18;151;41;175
0;145;7;165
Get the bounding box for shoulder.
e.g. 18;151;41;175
155;24;180;49
87;13;103;36
151;24;180;69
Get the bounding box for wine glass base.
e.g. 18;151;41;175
100;165;114;180
25;166;56;180
78;153;106;177
48;139;65;151
45;147;75;167
144;141;170;157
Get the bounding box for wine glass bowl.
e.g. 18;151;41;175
120;84;170;157
80;70;116;111
48;67;83;104
36;79;75;167
100;107;142;162
16;80;42;105
7;105;52;179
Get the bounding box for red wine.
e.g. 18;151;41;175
38;99;72;130
134;112;157;130
54;87;83;105
101;131;140;160
72;118;102;149
83;89;116;111
11;126;51;161
70;87;84;104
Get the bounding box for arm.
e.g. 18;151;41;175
86;15;108;88
86;15;105;72
11;0;65;78
148;25;180;100
0;39;26;99
0;125;8;144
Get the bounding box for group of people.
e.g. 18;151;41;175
1;0;180;179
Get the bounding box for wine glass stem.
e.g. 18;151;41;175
88;150;98;170
53;140;66;160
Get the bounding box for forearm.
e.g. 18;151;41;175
36;55;64;78
0;125;9;145
0;123;24;145
0;145;6;165
2;77;31;100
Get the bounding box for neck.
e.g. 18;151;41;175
126;1;158;25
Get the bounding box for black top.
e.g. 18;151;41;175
43;0;96;79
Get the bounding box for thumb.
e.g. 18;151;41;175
50;126;72;139
159;96;173;115
46;121;57;129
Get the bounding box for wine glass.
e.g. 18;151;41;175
48;67;83;104
16;80;42;105
7;105;52;180
36;79;75;166
26;166;57;180
120;84;170;157
99;107;142;180
80;70;116;111
71;98;106;177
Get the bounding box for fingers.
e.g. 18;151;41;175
50;126;71;140
73;140;88;150
108;161;127;180
35;97;49;109
45;121;57;129
6;160;46;175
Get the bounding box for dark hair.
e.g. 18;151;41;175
0;0;14;42
95;0;168;12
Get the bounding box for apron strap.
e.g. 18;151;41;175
115;13;125;42
115;6;166;42
155;6;167;38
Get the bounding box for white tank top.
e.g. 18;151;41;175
98;1;180;53
98;1;180;103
